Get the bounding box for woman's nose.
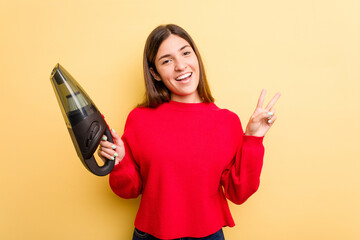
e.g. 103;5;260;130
174;60;186;71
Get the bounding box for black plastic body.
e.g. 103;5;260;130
50;63;114;176
68;109;115;176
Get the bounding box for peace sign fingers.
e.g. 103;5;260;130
245;89;281;137
256;89;267;109
265;92;281;111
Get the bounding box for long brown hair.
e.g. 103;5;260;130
138;24;214;108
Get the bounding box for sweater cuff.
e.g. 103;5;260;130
111;161;123;172
242;134;264;144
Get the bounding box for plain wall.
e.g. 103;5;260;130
1;0;359;239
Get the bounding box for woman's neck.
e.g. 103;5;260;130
170;92;202;103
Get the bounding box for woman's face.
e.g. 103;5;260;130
152;34;201;103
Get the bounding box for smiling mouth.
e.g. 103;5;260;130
175;72;192;81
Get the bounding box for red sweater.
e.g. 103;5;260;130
109;101;264;239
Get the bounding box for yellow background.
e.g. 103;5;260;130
1;0;359;239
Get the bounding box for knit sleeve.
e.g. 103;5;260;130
109;111;142;199
220;116;265;205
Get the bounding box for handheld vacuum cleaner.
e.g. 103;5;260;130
50;63;115;176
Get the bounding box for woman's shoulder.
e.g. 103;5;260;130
126;106;153;120
213;106;244;133
213;104;240;121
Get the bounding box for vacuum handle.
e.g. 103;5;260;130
84;127;115;176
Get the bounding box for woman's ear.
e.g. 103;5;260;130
150;68;161;81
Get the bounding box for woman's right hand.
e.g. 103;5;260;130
97;129;125;165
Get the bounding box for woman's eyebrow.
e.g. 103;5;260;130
158;45;191;62
179;45;191;51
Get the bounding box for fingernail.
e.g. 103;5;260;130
268;119;272;124
268;116;271;120
112;129;116;133
114;153;119;157
268;112;273;116
112;145;116;149
110;156;115;161
102;136;107;141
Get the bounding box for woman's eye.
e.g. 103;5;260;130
161;59;170;65
183;51;191;56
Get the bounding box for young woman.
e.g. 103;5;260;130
98;24;280;240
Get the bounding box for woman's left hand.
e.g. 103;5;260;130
245;89;281;137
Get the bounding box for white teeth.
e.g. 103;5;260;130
176;73;191;80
